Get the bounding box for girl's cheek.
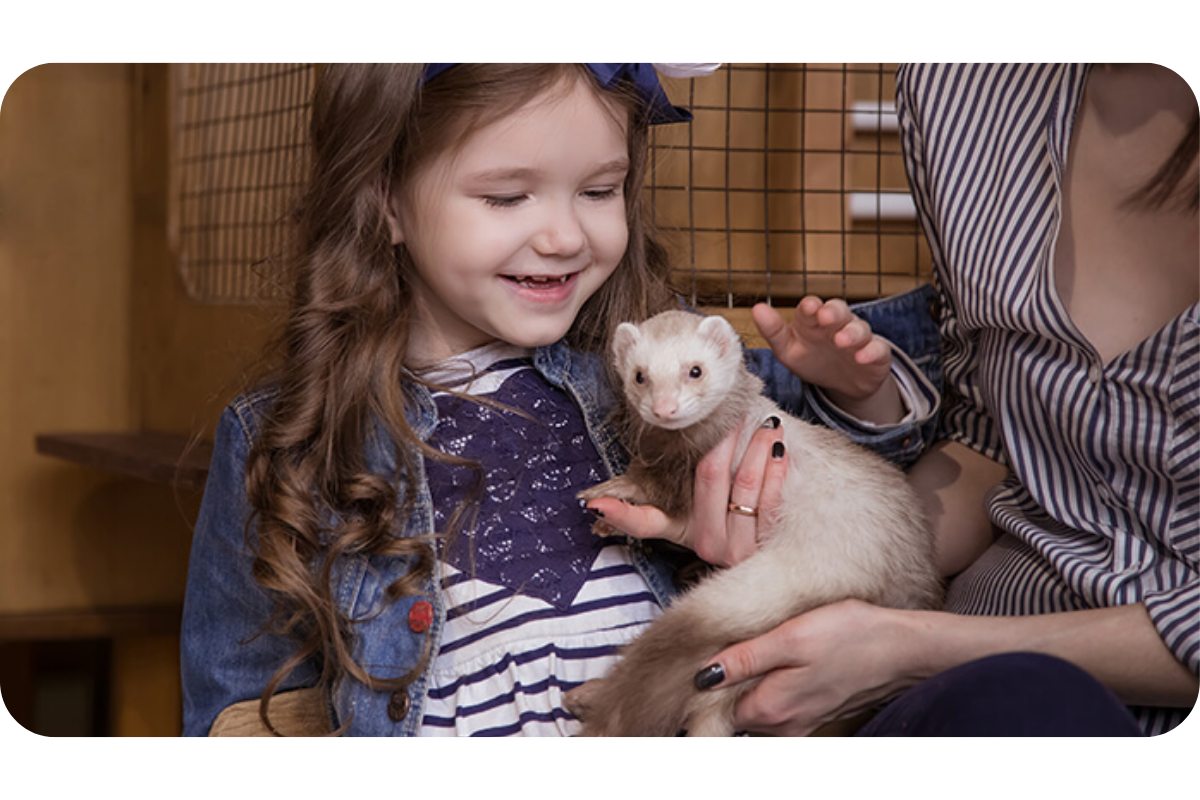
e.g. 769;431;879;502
602;214;631;261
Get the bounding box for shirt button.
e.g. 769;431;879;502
1087;365;1103;384
387;691;410;722
408;600;433;633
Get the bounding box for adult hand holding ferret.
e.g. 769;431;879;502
585;295;896;568
585;415;787;567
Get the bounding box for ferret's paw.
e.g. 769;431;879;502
589;518;622;538
576;476;643;505
575;483;614;503
564;680;601;722
578;477;646;538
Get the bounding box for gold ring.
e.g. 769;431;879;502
727;502;758;517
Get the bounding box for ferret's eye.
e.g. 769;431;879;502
635;371;645;385
689;365;704;379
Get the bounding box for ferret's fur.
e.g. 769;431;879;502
569;310;942;736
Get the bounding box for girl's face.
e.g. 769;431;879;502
392;75;631;364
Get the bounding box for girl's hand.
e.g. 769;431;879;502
696;599;928;736
585;420;786;567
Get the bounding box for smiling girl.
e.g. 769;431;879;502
180;63;938;736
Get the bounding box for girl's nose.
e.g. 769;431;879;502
532;201;586;257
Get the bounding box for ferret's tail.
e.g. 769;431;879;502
575;552;826;737
572;601;729;736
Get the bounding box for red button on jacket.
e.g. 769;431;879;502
408;600;433;633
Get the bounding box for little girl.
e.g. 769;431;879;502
180;63;940;736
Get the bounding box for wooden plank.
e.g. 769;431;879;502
34;431;211;491
0;605;182;642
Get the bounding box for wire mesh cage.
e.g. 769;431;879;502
653;63;931;306
169;63;314;303
167;63;930;306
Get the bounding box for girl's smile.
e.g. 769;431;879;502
501;271;580;303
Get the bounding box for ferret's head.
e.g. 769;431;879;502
612;311;743;430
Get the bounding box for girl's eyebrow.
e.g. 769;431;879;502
465;167;538;184
591;157;631;176
465;158;630;185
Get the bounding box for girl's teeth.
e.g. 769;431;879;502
513;275;568;286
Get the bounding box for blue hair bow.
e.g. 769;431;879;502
422;63;694;125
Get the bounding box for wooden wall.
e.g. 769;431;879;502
0;63;274;736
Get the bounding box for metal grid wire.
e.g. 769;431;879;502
168;63;929;306
169;63;314;303
653;63;932;306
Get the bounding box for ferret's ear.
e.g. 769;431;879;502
697;315;737;357
612;322;641;366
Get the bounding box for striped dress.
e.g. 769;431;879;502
896;63;1198;734
415;342;662;736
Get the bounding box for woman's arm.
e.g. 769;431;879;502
916;602;1198;708
703;597;1197;737
906;439;1009;577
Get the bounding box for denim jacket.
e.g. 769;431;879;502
180;284;942;736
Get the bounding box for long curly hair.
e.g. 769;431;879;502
244;64;677;731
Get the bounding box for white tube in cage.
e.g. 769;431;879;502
848;192;916;222
850;100;899;134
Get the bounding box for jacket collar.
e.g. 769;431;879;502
367;338;607;476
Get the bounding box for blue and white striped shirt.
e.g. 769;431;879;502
896;63;1198;735
416;342;661;736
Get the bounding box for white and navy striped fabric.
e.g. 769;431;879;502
415;342;661;736
896;63;1198;734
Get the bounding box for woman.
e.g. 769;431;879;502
653;63;1198;736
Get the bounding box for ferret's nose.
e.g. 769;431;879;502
652;397;679;420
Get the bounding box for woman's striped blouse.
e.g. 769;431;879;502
896;63;1198;735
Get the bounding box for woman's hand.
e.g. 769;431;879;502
584;419;787;567
696;599;928;736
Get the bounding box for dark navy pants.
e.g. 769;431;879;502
856;652;1145;736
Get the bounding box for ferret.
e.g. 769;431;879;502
569;309;942;737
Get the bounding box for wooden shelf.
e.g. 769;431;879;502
20;431;204;645
35;431;212;492
0;604;183;642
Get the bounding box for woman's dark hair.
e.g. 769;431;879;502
1127;114;1199;212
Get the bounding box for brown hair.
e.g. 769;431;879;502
1127;114;1199;213
244;64;676;731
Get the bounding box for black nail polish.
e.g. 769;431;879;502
586;505;605;518
762;416;781;429
772;441;786;459
694;663;725;690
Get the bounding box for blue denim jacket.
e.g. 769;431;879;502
180;284;941;736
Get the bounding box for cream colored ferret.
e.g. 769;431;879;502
570;310;941;736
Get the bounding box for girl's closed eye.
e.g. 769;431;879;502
483;194;527;209
582;186;622;202
484;187;620;207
